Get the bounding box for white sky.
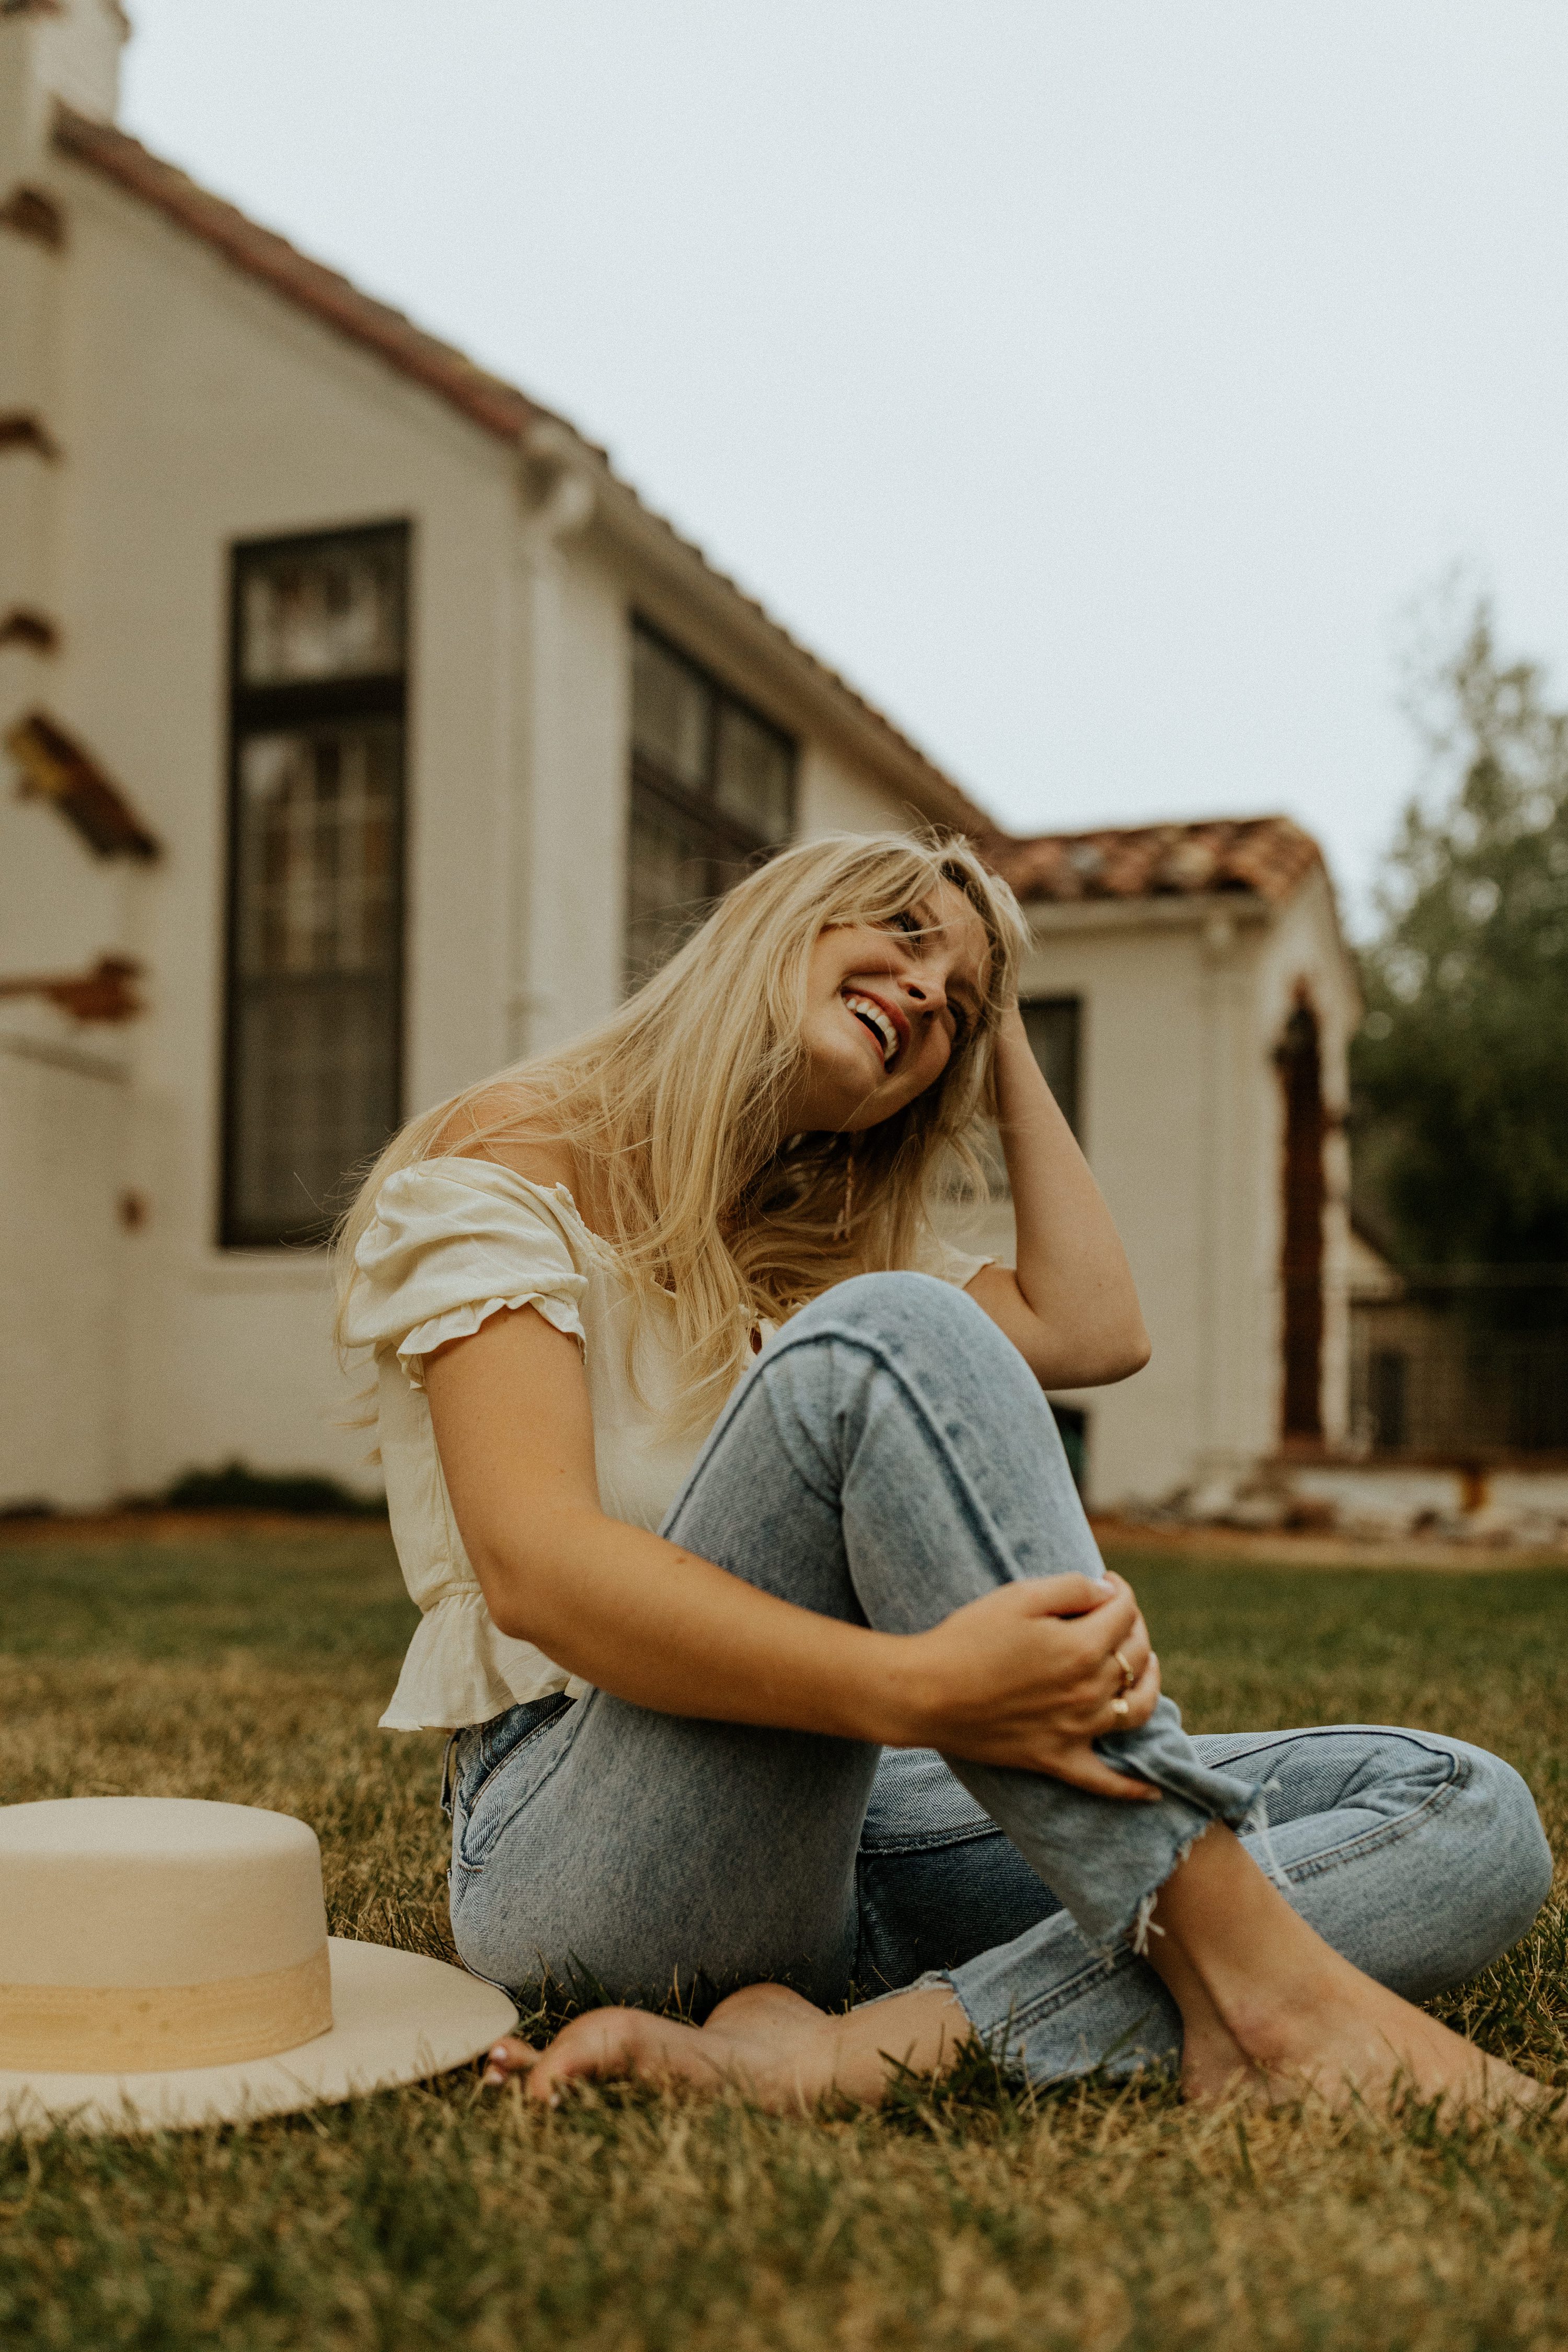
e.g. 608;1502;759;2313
120;2;1568;929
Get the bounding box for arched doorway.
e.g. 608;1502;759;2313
1275;997;1325;1442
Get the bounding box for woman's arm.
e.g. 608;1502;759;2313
963;1005;1151;1389
423;1301;1161;1799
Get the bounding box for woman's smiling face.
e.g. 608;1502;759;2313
785;879;992;1135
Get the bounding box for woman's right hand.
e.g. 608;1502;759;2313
884;1572;1165;1798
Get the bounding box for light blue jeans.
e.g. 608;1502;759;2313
447;1274;1552;2080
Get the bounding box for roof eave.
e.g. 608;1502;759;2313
1020;890;1277;937
583;465;993;836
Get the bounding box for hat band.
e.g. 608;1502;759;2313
0;1944;333;2074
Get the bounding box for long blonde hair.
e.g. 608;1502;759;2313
334;830;1027;1424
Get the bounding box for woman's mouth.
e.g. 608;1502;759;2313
842;991;901;1069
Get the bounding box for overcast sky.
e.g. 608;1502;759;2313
121;2;1568;928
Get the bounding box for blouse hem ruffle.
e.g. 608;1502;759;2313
376;1585;587;1732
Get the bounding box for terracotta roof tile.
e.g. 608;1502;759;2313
984;815;1321;907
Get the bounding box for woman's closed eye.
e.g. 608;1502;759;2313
876;903;982;1051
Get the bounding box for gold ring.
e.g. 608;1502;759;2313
1113;1648;1135;1693
1110;1695;1131;1721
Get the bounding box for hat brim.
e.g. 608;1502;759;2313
0;1938;518;2137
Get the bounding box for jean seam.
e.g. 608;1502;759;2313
952;1947;1128;2042
1202;1723;1461;1776
860;1822;1004;1858
663;1290;1024;1570
755;1313;1028;1583
1272;1755;1469;1887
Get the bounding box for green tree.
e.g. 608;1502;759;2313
1353;606;1568;1288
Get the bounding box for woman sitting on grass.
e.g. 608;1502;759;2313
338;832;1552;2114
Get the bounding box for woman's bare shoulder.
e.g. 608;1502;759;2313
429;1085;577;1196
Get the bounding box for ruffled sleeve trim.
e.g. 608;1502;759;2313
342;1156;593;1387
398;1289;585;1385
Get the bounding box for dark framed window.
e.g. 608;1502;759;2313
221;521;410;1247
1276;999;1325;1440
626;620;796;987
1367;1347;1408;1450
1022;996;1081;1139
1049;1402;1088;1492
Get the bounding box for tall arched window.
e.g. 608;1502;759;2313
221;522;409;1247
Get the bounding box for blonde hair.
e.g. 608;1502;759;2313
334;830;1027;1426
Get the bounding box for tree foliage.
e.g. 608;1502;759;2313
1353;607;1568;1276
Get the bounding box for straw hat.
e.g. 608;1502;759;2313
0;1796;516;2135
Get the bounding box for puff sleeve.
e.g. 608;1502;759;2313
912;1229;997;1292
342;1157;591;1385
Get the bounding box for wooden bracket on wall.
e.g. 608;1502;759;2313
0;185;65;249
0;953;144;1024
5;709;162;859
0;606;61;653
0;411;62;461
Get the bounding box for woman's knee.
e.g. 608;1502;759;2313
789;1269;981;1348
1457;1740;1561;1919
1450;1740;1555;1944
775;1270;1051;1457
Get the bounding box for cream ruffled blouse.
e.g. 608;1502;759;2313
341;1156;989;1732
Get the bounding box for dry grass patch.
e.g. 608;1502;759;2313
0;1528;1564;2351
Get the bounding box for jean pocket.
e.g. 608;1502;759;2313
454;1693;582;1872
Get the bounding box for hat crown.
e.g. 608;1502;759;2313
0;1797;327;1989
0;1796;334;2074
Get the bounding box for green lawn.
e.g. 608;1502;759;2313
1;1527;1564;2351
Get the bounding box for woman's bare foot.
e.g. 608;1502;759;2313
1146;1825;1544;2118
481;1978;965;2112
481;1828;1546;2124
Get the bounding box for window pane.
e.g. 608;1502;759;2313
228;711;402;1241
1022;997;1081;1138
714;703;792;842
632;630;710;791
229;976;398;1238
624;787;717;989
236;722;401;978
239;531;406;685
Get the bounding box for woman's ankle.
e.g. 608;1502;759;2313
823;1984;964;2102
1142;1825;1347;2047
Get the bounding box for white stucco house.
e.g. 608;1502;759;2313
0;0;1359;1517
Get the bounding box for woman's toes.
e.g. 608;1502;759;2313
501;1992;843;2113
480;2034;539;2086
523;2007;717;2104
